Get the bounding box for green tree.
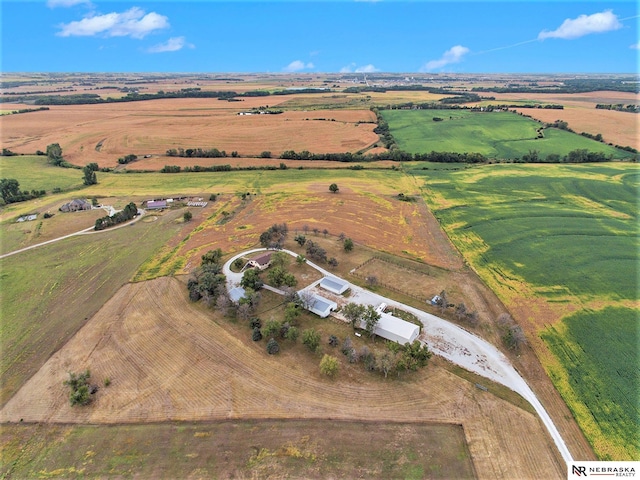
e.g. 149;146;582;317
296;254;306;266
201;248;223;265
270;251;289;270
63;370;92;406
183;211;193;222
285;326;299;342
0;178;20;203
266;338;280;354
302;328;321;353
263;320;281;338
252;327;263;341
329;183;339;193
46;143;63;165
343;238;354;252
319;354;339;377
241;268;263;290
342;302;365;330
82;165;97;185
363;305;381;339
284;302;300;324
294;234;306;246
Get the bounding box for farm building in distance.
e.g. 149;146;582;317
146;200;168;210
360;306;420;345
229;286;246;303
305;293;338;318
59;199;91;212
319;277;350;295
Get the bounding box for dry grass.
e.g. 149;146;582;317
0;101;378;167
0;277;564;479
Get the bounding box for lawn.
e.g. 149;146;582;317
382;109;635;160
414;162;639;459
0;209;183;406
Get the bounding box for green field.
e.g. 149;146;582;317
541;307;639;460
382;109;634;160
0;155;85;193
413;162;639;459
0;211;183;406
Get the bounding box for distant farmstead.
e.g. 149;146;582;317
59;199;91;212
146;200;168;210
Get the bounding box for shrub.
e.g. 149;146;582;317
252;327;263;342
319;354;339;377
266;338;280;354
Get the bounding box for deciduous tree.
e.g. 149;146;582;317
319;354;339;377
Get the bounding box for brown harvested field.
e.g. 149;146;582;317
491;91;640;149
0;277;564;479
0;99;378;167
174;186;463;272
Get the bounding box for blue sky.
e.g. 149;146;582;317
2;1;638;73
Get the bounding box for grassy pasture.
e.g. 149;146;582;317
382;109;634;160
541;307;639;460
415;162;639;459
1;420;474;479
0;155;84;193
0;210;183;406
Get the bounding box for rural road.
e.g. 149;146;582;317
223;248;574;467
0;207;145;260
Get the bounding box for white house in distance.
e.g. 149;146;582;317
360;305;420;345
243;252;273;271
319;276;349;295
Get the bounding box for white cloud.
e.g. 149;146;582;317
47;0;92;7
57;7;169;39
630;42;640;50
340;63;379;73
421;45;469;72
148;36;193;53
283;60;314;72
538;10;622;40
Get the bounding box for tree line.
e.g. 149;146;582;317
94;202;137;230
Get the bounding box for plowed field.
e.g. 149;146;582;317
0;99;378;167
0;277;564;479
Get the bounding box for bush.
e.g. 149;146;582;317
252;327;263;342
64;370;93;406
302;328;321;353
266;338;280;354
319;354;339;377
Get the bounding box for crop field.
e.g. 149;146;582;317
490;91;640;150
415;162;639;459
1;420;475;479
381;109;634;160
541;307;639;460
0;100;378;167
0;277;564;479
0;210;183;406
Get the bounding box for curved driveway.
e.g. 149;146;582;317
223;248;573;466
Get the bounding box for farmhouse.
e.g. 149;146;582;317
319;276;349;295
360;307;420;345
305;293;338;318
244;252;272;271
59;199;91;212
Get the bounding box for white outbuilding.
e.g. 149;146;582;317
305;293;338;318
319;276;350;295
360;311;420;345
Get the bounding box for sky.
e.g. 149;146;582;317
1;0;638;73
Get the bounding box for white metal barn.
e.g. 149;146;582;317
229;286;246;303
306;293;338;318
319;276;350;295
360;312;420;345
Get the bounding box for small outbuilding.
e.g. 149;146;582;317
305;293;338;318
229;286;246;303
319;276;349;295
